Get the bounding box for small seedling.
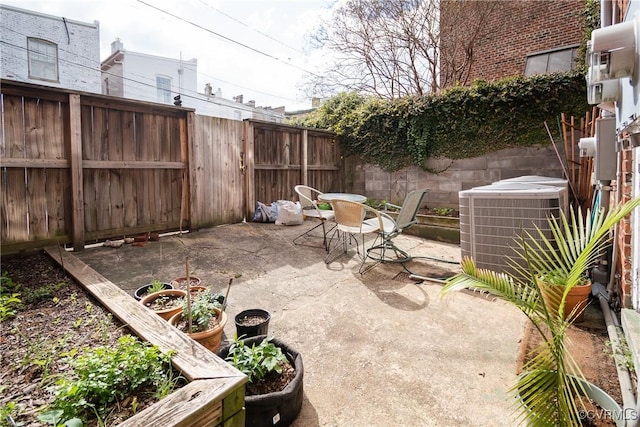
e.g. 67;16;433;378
147;280;166;294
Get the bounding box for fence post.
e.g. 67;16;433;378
68;94;85;251
301;129;308;186
242;120;255;221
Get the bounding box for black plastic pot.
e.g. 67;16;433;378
133;282;173;301
235;309;271;338
218;335;304;427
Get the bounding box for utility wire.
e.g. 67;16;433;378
1;25;305;106
196;0;305;55
1;40;279;112
136;0;321;78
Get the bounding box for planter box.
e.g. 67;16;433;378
387;212;460;244
45;247;247;427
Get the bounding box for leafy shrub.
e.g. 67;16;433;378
40;335;178;424
291;72;589;171
226;336;288;383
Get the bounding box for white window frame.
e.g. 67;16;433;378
27;38;58;82
156;75;172;104
524;45;579;76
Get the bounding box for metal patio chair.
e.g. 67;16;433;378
366;188;429;264
293;185;335;251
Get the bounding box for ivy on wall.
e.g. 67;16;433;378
290;71;590;172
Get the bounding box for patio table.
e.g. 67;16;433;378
317;193;367;203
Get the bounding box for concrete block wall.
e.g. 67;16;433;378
352;145;564;207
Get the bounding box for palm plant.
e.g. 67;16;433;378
441;196;640;426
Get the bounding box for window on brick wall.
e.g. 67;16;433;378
524;46;579;76
156;76;172;104
27;38;58;82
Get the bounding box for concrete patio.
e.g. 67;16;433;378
72;221;526;426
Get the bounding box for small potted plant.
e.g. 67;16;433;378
169;290;227;352
139;287;186;320
218;335;304;427
133;279;173;301
441;197;640;425
235;308;271;338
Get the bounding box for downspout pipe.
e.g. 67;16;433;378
594;283;637;426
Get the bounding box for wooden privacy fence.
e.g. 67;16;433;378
1;81;343;254
243;120;343;215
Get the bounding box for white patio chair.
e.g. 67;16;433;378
293;185;335;251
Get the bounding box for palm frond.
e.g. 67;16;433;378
442;196;640;425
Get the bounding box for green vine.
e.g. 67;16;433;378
577;0;601;72
290;71;590;172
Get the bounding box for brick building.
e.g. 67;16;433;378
0;4;101;93
439;0;584;88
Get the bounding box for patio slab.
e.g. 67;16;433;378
72;221;526;426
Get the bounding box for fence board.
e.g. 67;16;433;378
1;82;342;253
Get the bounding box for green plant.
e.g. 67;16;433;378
441;196;640;426
292;72;589;171
180;290;223;333
604;335;635;374
147;279;166;294
0;272;22;321
225;335;288;383
41;335;177;425
0;293;21;322
0;401;20;426
433;207;453;216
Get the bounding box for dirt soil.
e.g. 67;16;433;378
0;248;628;426
1;251;296;426
517;313;633;425
0;252;173;426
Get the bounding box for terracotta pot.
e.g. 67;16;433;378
139;289;187;321
538;278;592;322
169;309;228;352
170;276;202;290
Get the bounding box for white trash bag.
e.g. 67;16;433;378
275;200;303;225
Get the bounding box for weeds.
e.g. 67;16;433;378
0;272;22;321
39;335;180;425
605;334;636;374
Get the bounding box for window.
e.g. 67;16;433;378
27;38;58;82
524;46;579;76
156;76;172;103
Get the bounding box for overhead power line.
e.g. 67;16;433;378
136;0;320;78
196;0;305;55
1;25;305;106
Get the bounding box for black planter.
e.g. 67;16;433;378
235;309;271;338
133;282;173;301
218;335;304;427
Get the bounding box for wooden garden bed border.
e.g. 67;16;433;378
44;247;247;427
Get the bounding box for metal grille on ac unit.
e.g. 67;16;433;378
459;182;565;278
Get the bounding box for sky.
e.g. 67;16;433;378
2;0;336;111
